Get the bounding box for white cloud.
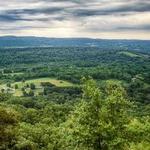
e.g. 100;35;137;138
0;0;149;39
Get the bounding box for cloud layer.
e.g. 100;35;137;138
0;0;150;39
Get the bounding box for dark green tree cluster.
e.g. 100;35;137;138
0;107;19;149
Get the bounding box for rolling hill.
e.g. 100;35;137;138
0;36;150;53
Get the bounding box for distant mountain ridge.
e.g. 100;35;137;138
0;36;104;47
0;36;150;52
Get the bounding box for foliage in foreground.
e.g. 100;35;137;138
0;79;149;150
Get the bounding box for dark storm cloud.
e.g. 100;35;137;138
7;7;64;15
0;13;49;22
73;2;150;17
1;6;61;19
0;0;150;23
0;14;32;22
0;14;21;22
0;7;66;22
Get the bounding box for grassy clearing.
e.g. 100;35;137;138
119;51;149;59
119;51;140;58
0;77;74;96
13;78;73;87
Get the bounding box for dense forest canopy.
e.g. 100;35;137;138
0;45;150;150
0;46;149;103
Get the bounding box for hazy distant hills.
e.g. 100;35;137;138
0;36;150;52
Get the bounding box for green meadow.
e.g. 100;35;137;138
0;77;74;96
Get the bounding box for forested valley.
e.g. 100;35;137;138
0;47;150;150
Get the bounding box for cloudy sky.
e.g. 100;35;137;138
0;0;150;39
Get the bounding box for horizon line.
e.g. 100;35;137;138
0;35;150;41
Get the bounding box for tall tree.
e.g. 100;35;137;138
61;79;132;150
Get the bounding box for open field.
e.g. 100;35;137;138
0;77;74;96
15;78;73;87
119;51;140;57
